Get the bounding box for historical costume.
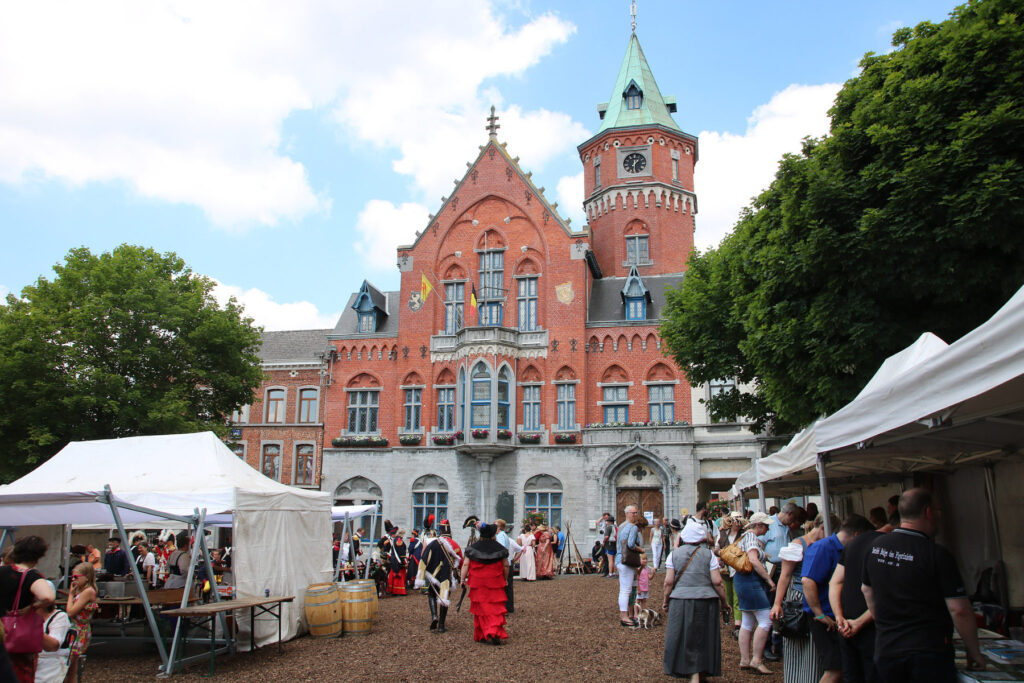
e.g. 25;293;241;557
494;523;521;613
378;521;408;596
415;518;462;633
535;525;555;579
460;522;509;645
517;530;536;581
406;530;422;590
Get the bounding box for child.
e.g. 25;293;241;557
634;553;653;619
36;581;72;683
66;562;98;683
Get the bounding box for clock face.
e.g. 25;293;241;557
622;152;647;174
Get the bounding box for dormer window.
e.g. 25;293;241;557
625;82;643;110
351;279;386;334
621;265;651;321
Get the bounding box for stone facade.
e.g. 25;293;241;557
231;32;766;547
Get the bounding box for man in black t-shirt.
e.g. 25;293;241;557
829;529;883;682
861;489;985;682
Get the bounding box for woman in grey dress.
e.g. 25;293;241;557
662;522;730;681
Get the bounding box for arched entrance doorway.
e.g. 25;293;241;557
601;446;677;544
334;476;382;539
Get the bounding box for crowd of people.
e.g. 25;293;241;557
0;529;232;683
602;490;986;683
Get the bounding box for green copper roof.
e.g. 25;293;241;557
596;33;680;134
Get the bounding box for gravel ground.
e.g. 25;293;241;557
92;573;784;681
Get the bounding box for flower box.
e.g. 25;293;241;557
496;429;512;440
518;433;542;444
332;436;388;448
432;434;456;446
471;428;489;439
553;432;578;444
399;434;422;446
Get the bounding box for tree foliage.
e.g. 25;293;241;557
0;245;264;482
662;0;1024;432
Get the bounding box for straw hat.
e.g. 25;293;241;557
745;512;771;529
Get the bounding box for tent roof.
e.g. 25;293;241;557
0;432;330;525
730;332;950;495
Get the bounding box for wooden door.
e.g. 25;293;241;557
616;488;664;544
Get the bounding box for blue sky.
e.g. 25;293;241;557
0;0;959;330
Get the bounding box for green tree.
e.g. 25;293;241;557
0;245;264;482
663;0;1024;431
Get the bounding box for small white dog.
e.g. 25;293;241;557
637;607;661;629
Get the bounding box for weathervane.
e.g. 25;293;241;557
630;0;637;33
486;105;500;138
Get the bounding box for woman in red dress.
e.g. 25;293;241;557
460;522;510;645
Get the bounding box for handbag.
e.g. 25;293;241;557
719;541;752;574
2;568;44;653
622;545;642;568
776;596;809;638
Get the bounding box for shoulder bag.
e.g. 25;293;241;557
719;539;752;575
665;546;701;598
2;569;44;653
620;524;642;568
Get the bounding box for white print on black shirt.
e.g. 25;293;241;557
871;546;915;566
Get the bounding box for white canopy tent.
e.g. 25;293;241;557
732;284;1024;606
728;333;950;499
0;432;333;661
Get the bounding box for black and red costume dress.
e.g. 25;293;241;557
379;534;408;595
464;538;509;643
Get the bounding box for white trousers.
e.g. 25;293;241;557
651;542;663;570
616;562;636;612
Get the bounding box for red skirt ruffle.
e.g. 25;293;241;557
468;560;508;641
387;568;407;595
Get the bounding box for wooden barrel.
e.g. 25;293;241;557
339;582;375;635
304;583;343;638
344;579;378;621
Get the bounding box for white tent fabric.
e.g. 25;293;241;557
332;504;377;521
0;432;332;647
729;333;949;494
815;287;1024;453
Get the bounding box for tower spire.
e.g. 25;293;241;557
630;0;637;33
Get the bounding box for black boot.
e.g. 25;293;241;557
436;605;448;633
428;593;438;631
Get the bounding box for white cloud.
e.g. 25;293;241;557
354;200;430;272
556;172;585;228
695;83;840;251
0;285;9;301
0;2;578;228
212;281;339;332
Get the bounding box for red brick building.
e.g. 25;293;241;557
231;32;763;541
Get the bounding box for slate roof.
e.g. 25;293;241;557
596;33;680;134
258;329;331;364
330;291;401;338
587;273;685;325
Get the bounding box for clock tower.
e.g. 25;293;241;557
578;32;698;278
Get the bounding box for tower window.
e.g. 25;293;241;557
672;158;679;181
626;235;649;265
595;160;601;188
625;83;643;110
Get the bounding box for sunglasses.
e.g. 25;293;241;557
72;574;84;579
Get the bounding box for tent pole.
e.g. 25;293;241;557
194;515;230;652
757;484;766;514
166;509;205;674
62;524;72;590
104;487;170;673
817;454;832;536
364;503;378;580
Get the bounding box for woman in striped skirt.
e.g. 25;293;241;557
770;518;829;683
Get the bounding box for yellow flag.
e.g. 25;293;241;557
421;273;433;301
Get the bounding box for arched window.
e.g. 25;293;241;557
335;476;383;538
497;366;511;429
471;362;491;428
412;475;449;531
524;474;563;528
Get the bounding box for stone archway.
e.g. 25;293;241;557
599;446;679;536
